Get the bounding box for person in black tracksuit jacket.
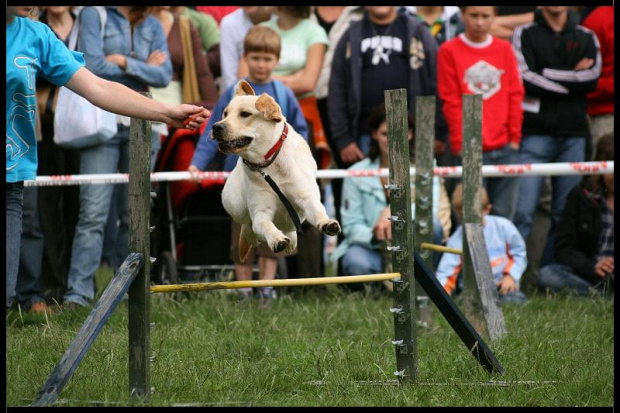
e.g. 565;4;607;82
537;133;614;296
328;6;448;165
511;6;601;268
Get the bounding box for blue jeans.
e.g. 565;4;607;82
481;145;521;220
151;129;161;171
513;135;585;266
101;184;125;271
341;218;444;275
101;129;158;270
16;186;46;309
341;244;384;276
6;182;24;309
538;264;605;296
454;144;521;220
64;125;130;306
358;133;371;157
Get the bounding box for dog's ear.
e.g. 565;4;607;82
235;80;255;96
255;93;283;122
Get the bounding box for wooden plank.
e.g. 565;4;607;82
413;251;504;375
460;94;486;336
464;224;507;340
413;95;435;328
32;253;144;406
385;89;418;382
150;273;400;293
127;110;152;401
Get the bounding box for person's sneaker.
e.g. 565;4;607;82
28;302;56;315
59;301;85;313
236;289;254;303
257;287;277;307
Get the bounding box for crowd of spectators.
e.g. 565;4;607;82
7;6;613;314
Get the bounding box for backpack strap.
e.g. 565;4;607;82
271;80;289;119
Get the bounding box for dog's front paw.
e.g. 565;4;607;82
271;236;290;253
318;219;341;236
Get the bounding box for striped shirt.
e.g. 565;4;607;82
596;196;614;259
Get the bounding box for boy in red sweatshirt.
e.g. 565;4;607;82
437;6;524;220
582;6;613;159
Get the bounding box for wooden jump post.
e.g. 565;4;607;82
385;89;418;382
31;253;144;406
413;96;435;328
461;94;507;341
32;100;154;406
382;90;504;377
127;103;153;400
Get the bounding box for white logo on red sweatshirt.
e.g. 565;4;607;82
464;60;504;99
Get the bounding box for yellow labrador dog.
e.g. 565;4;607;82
214;80;341;262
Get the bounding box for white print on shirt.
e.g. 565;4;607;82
409;38;425;70
464;60;504;99
361;35;403;65
6;56;37;172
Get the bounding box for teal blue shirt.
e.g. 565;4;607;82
331;157;443;262
6;16;84;182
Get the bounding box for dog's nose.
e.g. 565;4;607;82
212;123;225;140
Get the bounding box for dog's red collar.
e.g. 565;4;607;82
263;123;288;161
243;123;288;170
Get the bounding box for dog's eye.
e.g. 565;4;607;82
223;110;228;118
240;111;252;118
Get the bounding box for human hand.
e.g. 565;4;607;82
188;165;202;183
509;142;520;150
496;274;518;295
105;54;127;69
574;57;594;71
340;143;365;165
147;50;168;67
372;207;392;242
165;105;210;130
594;257;614;278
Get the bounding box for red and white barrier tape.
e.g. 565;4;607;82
23;161;613;187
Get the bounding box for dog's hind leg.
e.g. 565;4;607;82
252;215;290;254
239;223;258;263
284;231;297;253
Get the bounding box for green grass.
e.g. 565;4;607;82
6;288;614;407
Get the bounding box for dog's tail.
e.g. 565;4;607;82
239;223;255;263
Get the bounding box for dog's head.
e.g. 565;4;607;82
212;80;284;156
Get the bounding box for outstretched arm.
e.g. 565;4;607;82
64;67;210;130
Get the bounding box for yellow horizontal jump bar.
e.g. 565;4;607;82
149;273;401;294
420;242;463;255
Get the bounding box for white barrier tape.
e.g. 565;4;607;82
23;161;613;187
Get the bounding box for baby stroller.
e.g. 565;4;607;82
150;124;235;285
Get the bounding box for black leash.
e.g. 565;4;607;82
243;160;303;234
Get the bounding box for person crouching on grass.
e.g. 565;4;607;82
435;183;528;304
